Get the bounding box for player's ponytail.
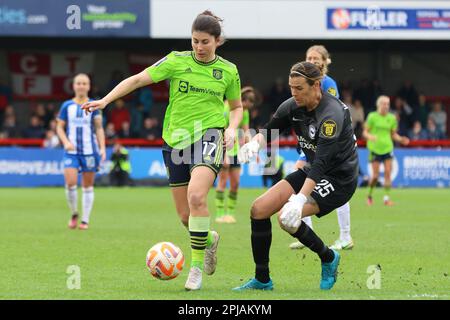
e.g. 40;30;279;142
192;11;225;45
290;61;323;86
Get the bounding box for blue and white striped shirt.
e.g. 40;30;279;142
58;99;101;155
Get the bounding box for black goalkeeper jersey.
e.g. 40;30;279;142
263;91;359;185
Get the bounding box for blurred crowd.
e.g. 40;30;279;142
0;75;448;148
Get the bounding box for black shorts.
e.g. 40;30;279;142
369;151;393;163
162;128;225;187
284;169;357;218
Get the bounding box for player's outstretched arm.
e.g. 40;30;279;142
82;70;154;113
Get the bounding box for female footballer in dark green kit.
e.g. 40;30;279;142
82;11;243;291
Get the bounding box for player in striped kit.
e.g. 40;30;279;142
56;73;106;230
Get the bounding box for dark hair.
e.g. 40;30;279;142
241;86;255;102
192;10;223;38
289;61;323;86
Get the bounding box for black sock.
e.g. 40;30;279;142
292;222;335;263
251;218;272;283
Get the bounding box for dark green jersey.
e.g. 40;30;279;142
146;51;241;149
366;112;397;155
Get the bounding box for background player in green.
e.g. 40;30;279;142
364;95;409;206
82;11;243;291
215;86;255;224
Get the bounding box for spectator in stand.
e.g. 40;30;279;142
408;121;428;141
0;80;13;125
397;80;419;111
109;98;130;132
119;121;131;138
1;114;19;138
44;103;58;128
35;103;48;128
141;117;162;140
105;122;117;140
22;115;45;138
354;78;374;115
137;86;154;118
426;117;446;140
106;70;125;93
371;79;384;104
416;94;430;128
130;104;145;138
90;84;103;100
267;77;291;114
428;101;447;134
3;105;16;121
250;107;264;130
43;130;60;148
349;99;365;139
48;119;57;133
393;96;414;136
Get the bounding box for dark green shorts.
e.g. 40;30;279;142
369;151;393;163
162;128;224;187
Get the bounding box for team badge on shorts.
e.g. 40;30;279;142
322;120;337;137
212;69;223;80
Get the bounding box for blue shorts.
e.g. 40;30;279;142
63;154;100;172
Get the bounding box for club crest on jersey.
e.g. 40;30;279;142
322;120;337;137
327;87;337;97
212;69;223;80
308;124;316;139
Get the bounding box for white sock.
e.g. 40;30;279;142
383;195;390;202
301;216;313;230
82;187;94;224
336;202;351;242
65;185;78;216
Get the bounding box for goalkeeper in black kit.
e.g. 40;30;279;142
233;61;358;291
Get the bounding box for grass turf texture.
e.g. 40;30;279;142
0;187;449;300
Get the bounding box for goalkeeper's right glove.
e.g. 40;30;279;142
238;140;260;163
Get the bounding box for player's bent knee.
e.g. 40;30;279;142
250;199;268;219
188;192;207;210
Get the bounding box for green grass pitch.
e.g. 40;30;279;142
0;187;449;300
